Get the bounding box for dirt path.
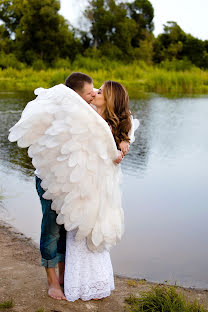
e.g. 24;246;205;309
1;221;208;312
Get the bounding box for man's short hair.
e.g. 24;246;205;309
65;72;93;92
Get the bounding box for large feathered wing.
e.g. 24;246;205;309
9;84;138;251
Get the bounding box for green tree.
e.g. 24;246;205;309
153;21;208;68
153;22;186;63
85;0;154;58
0;0;23;34
0;0;78;64
127;0;154;47
0;24;13;53
85;0;125;48
133;33;154;64
182;35;208;68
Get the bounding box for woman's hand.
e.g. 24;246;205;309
114;150;124;164
119;141;130;156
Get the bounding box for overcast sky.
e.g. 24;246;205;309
60;0;208;40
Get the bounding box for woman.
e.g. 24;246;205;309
92;80;132;155
64;80;135;301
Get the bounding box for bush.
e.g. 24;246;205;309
73;55;108;71
158;58;195;71
52;57;72;69
0;299;14;309
32;59;46;71
0;52;25;70
125;285;207;312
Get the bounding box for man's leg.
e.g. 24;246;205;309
36;176;66;300
57;225;66;285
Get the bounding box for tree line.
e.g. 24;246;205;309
0;0;208;69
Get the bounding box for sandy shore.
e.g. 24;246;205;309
1;221;208;312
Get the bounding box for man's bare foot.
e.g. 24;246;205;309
48;285;66;300
45;267;66;300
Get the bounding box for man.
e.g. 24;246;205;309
36;72;126;300
65;72;96;104
36;72;97;300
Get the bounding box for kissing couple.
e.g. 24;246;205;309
9;72;139;301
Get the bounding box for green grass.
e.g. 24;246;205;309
0;300;14;309
0;58;208;98
125;285;207;312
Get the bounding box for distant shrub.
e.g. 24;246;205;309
73;55;107;71
52;57;72;69
48;69;69;86
0;52;25;70
32;59;46;71
73;54;129;73
98;43;124;60
83;48;102;59
159;58;195;71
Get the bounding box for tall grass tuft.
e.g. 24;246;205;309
0;300;14;309
125;285;207;312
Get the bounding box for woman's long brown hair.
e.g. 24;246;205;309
102;81;132;148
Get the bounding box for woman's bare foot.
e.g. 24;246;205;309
92;298;100;300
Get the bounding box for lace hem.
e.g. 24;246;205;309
65;282;115;302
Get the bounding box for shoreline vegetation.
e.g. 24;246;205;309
0;57;208;99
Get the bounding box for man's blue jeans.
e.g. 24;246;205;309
36;176;66;268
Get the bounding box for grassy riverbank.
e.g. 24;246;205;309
0;58;208;98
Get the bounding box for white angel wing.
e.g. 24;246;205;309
8;84;138;252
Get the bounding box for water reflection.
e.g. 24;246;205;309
0;92;35;176
124;99;152;176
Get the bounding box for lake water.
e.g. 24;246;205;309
0;91;208;289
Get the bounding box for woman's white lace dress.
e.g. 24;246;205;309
64;230;115;301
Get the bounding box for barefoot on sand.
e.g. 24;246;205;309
46;267;66;300
48;286;66;300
